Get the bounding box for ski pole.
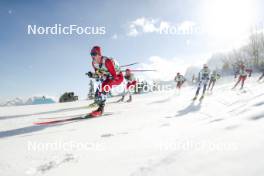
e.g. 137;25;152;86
120;62;139;68
121;69;157;72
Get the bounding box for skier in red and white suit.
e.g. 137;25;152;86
117;69;137;103
232;63;252;90
87;46;124;117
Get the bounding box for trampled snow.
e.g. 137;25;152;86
0;76;264;176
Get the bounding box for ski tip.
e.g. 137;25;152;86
83;114;94;118
33;121;53;125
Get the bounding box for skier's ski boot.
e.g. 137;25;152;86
90;91;106;117
89;103;105;117
199;95;204;101
192;96;197;101
126;95;132;103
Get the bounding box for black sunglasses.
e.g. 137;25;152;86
90;52;98;56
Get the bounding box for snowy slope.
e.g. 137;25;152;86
1;76;264;176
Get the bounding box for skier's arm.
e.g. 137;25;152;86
92;61;98;72
246;69;252;77
85;71;99;78
105;59;117;79
86;62;100;78
198;72;201;81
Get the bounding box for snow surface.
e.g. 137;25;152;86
1;76;264;176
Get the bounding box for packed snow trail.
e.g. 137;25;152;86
0;76;264;176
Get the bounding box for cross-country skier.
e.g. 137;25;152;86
86;46;124;117
193;64;211;101
232;63;252;90
117;68;137;103
174;72;186;90
207;70;221;91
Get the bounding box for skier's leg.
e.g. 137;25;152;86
240;76;246;89
208;80;212;90
127;91;132;102
97;98;106;113
127;81;137;91
195;87;200;96
90;91;106;117
194;81;201;97
117;85;129;102
92;74;124;116
176;82;181;89
233;77;241;89
94;87;106;105
179;82;183;90
117;93;125;102
211;80;216;91
202;82;207;95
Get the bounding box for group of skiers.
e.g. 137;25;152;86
86;45;263;117
174;64;221;101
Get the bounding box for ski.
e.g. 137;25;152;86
38;113;88;120
34;113;113;125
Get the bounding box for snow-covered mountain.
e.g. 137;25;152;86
1;96;56;107
0;76;264;176
1;97;25;106
25;96;56;105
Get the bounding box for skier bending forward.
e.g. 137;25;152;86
207;70;220;91
87;46;124;117
232;64;252;90
174;72;186;90
193;64;211;101
117;69;137;103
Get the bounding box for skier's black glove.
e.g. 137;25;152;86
86;71;93;78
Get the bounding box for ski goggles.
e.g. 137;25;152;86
90;52;98;56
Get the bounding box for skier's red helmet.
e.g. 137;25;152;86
90;46;101;56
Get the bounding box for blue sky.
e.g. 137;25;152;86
0;0;263;101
